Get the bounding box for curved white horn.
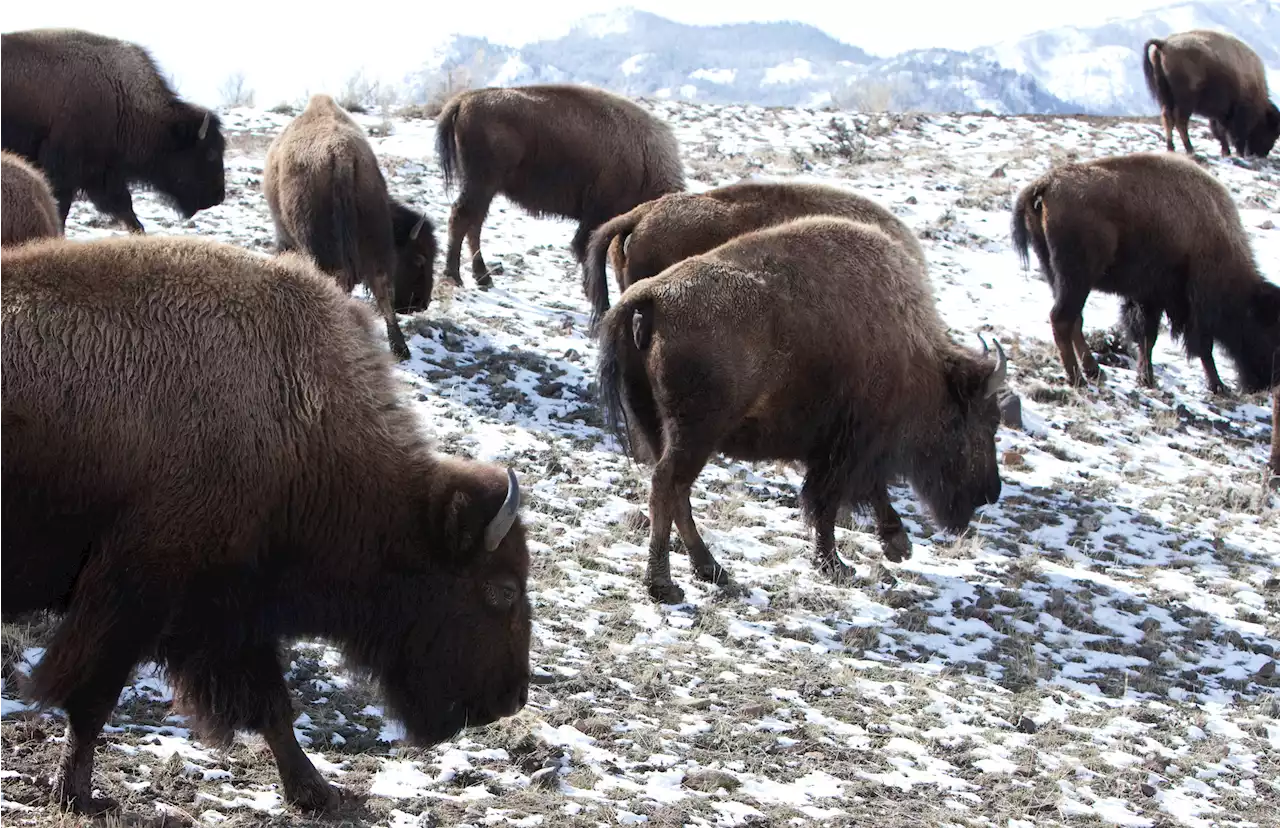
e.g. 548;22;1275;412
977;333;990;357
984;340;1008;398
198;111;211;141
483;468;521;552
410;214;427;241
622;233;632;257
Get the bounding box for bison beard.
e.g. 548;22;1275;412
1;235;531;814
597;217;1007;604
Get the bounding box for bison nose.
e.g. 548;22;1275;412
985;479;1002;505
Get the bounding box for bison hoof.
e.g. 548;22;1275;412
1082;362;1102;381
646;577;686;605
818;556;858;584
54;778;116;815
445;270;465;287
692;560;730;586
1207;381;1230;397
882;532;912;563
284;774;341;813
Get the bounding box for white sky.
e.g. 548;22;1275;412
3;0;1180;107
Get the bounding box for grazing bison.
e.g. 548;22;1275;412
1;150;60;245
435;84;684;288
583;179;927;331
1011;152;1280;395
1;28;226;232
598;217;1007;603
1144;30;1280;158
264;94;436;360
2;235;530;813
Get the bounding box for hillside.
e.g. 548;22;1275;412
2;101;1279;827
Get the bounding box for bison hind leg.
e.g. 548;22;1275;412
166;639;339;812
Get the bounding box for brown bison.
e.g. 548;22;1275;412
1;28;226;232
1144;30;1280;158
583;179;927;331
1011;152;1280;395
435;84;684;288
598;217;1007;603
1;150;60;245
264;94;437;360
2;235;530;813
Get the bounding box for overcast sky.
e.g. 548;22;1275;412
4;0;1181;106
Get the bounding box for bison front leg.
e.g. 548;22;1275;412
1270;388;1280;487
368;271;411;361
801;464;856;583
89;178;146;234
871;487;911;563
169;641;339;812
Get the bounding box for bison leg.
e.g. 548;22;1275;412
673;487;729;586
872;487;911;564
801;462;857;583
1209;120;1232;157
646;444;718;604
1196;344;1229;397
29;559;160;813
1049;298;1090;386
445;188;494;287
1175;112;1194;155
1270;388;1280;486
1122;299;1162;387
88;179;145;234
467;221;493;288
368;271;410;361
168;641;338;812
1072;319;1102;381
1160;108;1175;152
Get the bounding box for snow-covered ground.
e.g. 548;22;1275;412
3;100;1279;828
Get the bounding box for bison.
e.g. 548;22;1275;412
1;150;60;245
583;179;927;331
435;84;684;288
2;235;530;814
264;94;437;360
1144;30;1280;158
1;28;226;232
1011;152;1280;395
598;216;1007;604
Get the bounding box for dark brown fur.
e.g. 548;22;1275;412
435;84;684;287
597;217;1006;604
264;95;437;360
1011;152;1280;395
1;28;226;231
1;235;531;814
1144;30;1280;157
583;180;927;331
1;150;60;245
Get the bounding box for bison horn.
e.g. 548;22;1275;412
622;233;632;257
410;214;427;241
977;333;990;356
198;112;211;141
483;468;521;552
984;340;1008;398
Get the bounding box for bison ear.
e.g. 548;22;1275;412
433;465;521;561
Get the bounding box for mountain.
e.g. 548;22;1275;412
402;2;1279;115
979;0;1280;115
404;8;1074;114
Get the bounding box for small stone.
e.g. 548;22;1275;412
905;195;918;205
999;391;1023;429
530;767;560;791
1257;660;1277;678
1260;220;1275;230
990;165;1007;178
1140;782;1157;797
1002;450;1024;467
624;509;651;531
682;770;741;792
1017;715;1038;734
740;703;768;719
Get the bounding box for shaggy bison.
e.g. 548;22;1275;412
2;235;530;813
1;28;226;232
1011;152;1280;395
583;179;926;331
264;94;436;359
598;217;1007;603
436;84;684;287
1144;30;1280;158
1;150;60;245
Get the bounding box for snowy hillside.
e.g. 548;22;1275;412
981;0;1280;115
3;101;1280;827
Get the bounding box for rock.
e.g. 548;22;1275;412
682;769;741;792
1257;660;1276;678
990;165;1007;178
530;767;560;791
1140;782;1157;797
905;195;918;205
1260;220;1275;230
1017;715;1037;734
1002;450;1024;467
998;390;1023;429
624;509;651;531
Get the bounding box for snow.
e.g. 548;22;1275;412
619;53;650;77
761;58;815;85
690;68;736;85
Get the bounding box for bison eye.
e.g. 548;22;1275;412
483;577;520;611
414;256;426;267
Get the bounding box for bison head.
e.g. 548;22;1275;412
376;461;531;746
392;205;437;313
1247;102;1280;158
155;108;226;217
911;337;1007;531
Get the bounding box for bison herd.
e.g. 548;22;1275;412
1;24;1278;817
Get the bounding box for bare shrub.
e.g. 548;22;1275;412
218;71;255;109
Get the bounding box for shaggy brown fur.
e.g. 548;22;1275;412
2;235;531;814
583;179;927;331
1;28;226;232
264;95;437;360
1011;152;1280;395
1272;390;1280;480
597;217;1006;604
435;84;684;287
1144;30;1280;158
1;150;60;245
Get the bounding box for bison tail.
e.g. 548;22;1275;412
1010;182;1046;271
597;295;662;462
329;155;364;294
1142;39;1172;110
435;97;463;192
584;206;648;336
